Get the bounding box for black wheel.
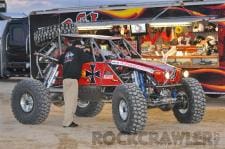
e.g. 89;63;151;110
173;78;206;123
11;79;51;124
78;86;103;101
75;100;104;117
206;94;222;98
50;93;64;107
112;84;147;134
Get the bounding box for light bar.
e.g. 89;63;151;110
78;25;113;30
150;22;191;27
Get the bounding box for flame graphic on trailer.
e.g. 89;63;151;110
190;69;225;92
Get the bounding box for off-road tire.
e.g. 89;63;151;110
11;79;51;124
173;77;206;123
75;101;104;117
78;86;103;101
112;84;147;134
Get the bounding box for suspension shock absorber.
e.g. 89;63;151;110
131;70;139;86
139;72;147;98
132;71;147;98
44;63;59;88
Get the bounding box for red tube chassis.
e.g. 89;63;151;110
52;34;183;89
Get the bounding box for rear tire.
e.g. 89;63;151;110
76;86;104;117
112;84;147;134
75;101;104;117
173;78;206;123
11;79;51;124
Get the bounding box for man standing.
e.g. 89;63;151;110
59;40;90;128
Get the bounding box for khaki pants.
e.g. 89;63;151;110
62;79;78;126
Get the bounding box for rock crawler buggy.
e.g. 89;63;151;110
11;34;206;134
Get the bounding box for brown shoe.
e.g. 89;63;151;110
63;122;79;128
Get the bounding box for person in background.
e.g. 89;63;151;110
206;36;218;55
142;25;160;45
112;26;121;37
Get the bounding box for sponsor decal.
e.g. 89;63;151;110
86;64;101;84
76;12;99;23
103;74;114;80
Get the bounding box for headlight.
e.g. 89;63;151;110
164;72;170;80
183;70;189;78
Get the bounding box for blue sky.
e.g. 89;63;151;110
6;0;177;14
6;0;78;13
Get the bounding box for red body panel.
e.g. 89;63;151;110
56;59;182;87
108;59;182;84
110;59;176;72
79;62;122;86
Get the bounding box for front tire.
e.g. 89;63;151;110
173;78;206;123
112;84;147;134
11;79;51;124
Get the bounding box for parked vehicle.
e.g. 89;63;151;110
0;13;29;78
11;34;206;134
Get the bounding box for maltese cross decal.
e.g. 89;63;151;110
86;64;100;84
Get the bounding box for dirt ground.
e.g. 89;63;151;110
0;78;225;149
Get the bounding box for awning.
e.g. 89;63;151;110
209;18;225;22
76;16;214;27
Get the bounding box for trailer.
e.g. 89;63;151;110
28;0;225;97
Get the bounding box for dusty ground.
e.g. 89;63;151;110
0;78;225;149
